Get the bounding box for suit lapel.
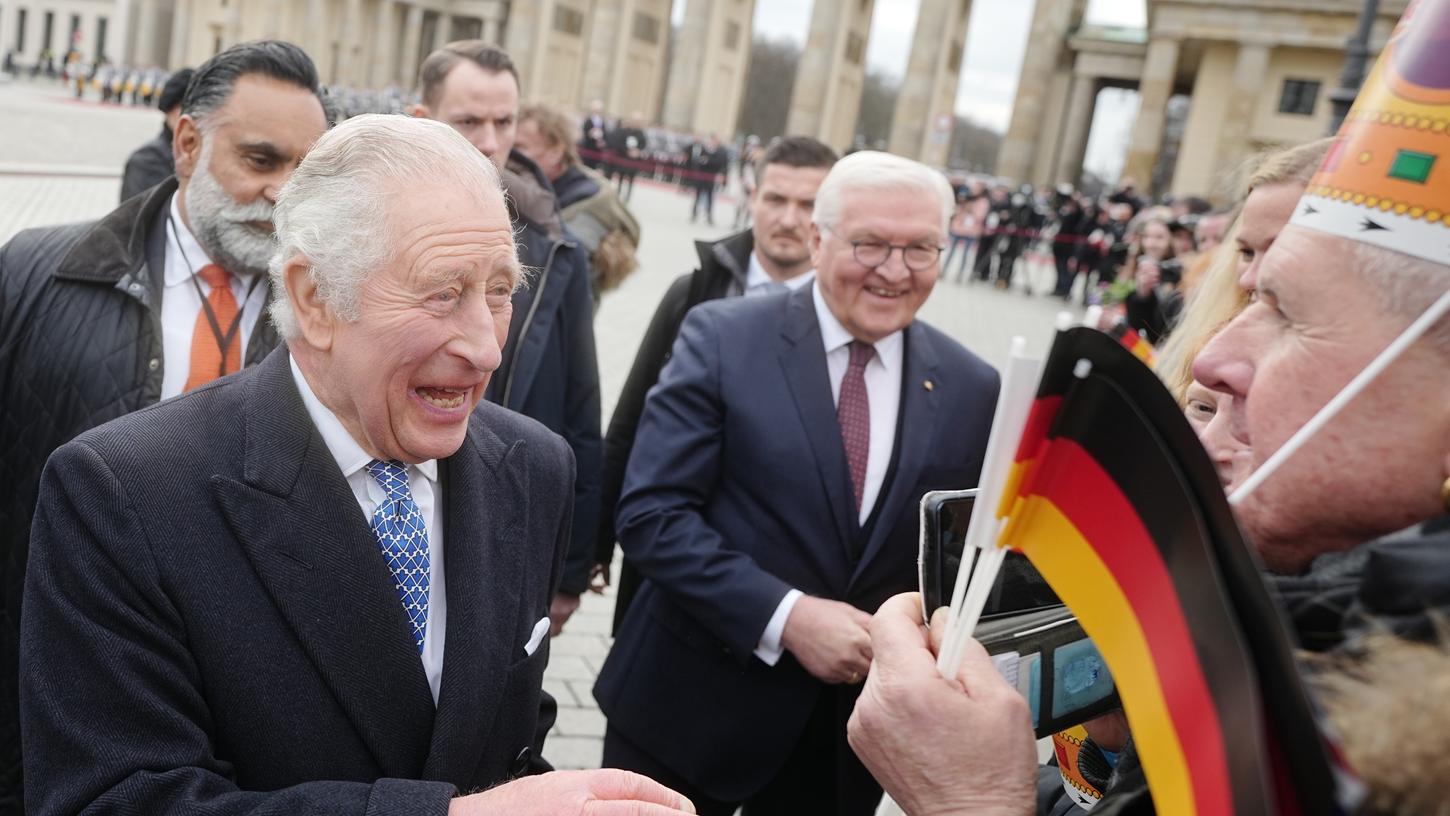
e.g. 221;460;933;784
213;349;436;778
777;287;855;550
422;424;526;783
852;323;940;583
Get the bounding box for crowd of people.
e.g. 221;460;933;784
0;11;1446;816
936;176;1231;347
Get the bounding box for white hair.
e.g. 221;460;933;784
267;113;510;339
1352;239;1450;353
811;150;955;235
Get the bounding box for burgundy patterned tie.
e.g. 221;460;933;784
838;340;874;514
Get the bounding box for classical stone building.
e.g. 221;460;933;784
659;0;755;137
998;0;1408;200
2;0;124;66
3;0;677;115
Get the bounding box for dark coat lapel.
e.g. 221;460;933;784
852;322;940;584
777;286;854;550
212;349;436;778
423;422;526;782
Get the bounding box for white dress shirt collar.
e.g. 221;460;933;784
746;251;815;294
288;355;439;483
811;281;904;367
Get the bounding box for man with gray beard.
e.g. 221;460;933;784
0;40;328;811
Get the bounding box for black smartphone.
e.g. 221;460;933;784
918;489;1060;619
917;490;1119;739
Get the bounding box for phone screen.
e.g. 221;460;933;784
922;492;1060;617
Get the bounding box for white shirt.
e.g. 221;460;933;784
160;195;268;399
289;356;449;704
744;251;815;297
755;283;905;666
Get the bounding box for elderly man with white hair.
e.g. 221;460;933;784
20;114;695;816
594;151;1001;815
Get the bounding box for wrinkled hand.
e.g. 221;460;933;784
1135;260;1161;297
781;595;872;684
847;593;1035;816
550;593;582;638
449;769;696;816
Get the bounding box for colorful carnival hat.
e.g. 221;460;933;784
1291;0;1450;265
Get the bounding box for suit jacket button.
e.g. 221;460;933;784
511;746;531;777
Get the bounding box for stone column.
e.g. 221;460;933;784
399;3;424;89
132;0;160;64
1120;36;1180;193
264;0;285;39
888;0;970;164
660;0;709;131
371;0;397;89
167;0;191;66
339;0;363;84
223;0;243;50
1210;41;1271;180
305;0;327;70
579;0;625;109
997;0;1081;183
1053;72;1098;186
786;0;876;150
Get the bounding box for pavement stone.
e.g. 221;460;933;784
0;77;1076;773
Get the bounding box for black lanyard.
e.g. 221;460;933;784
167;212;263;378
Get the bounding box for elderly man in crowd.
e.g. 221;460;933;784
596;134;839;632
20;114;695;816
0;41;327;811
848;182;1450;814
595;151;1000;814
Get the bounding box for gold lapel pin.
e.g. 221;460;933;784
924;380;934;391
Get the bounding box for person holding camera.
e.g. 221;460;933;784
1123;215;1183;344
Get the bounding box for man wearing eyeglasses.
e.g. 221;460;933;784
594;151;1001;815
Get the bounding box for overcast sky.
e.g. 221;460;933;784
673;0;1148;180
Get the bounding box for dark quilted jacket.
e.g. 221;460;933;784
0;179;280;812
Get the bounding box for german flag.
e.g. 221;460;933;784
1107;321;1156;366
996;327;1337;815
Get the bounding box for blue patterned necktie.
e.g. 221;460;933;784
365;460;430;653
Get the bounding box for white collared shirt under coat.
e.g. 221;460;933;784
159;194;269;399
755;282;905;665
289;356;448;704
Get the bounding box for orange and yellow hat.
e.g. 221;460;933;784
1291;0;1450;265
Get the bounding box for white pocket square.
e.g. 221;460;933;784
524;615;550;657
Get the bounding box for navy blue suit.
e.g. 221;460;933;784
594;284;999;807
21;349;572;815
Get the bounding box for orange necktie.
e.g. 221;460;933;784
183;264;241;392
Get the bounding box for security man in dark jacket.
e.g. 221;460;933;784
596;136;838;632
0;41;327;813
119;67;193;201
412;41;602;635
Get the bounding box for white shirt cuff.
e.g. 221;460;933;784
753;589;804;666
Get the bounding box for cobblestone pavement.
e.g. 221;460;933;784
1;77;1078;770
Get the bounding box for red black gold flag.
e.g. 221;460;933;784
1106;322;1156;366
996;327;1336;815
